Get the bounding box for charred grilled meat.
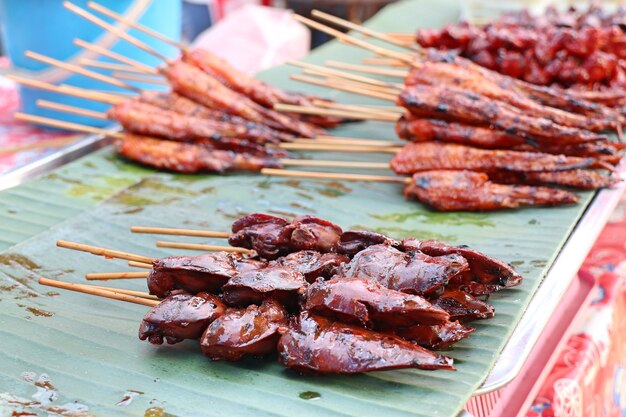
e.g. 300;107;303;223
404;170;580;211
392;321;475;350
277;312;455;374
115;135;280;174
147;252;265;298
398;84;608;144
489;169;620;190
270;251;348;282
402;239;522;294
200;299;288;361
289;215;343;253
228;213;293;260
390;143;611;176
304;276;450;327
343;244;469;296
139;292;226;345
221;265;308;307
432;290;496;322
337;230;400;256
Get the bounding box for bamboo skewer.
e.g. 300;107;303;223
91;285;159;300
362;57;410;67
39;277;159;307
288;74;398;101
288;60;403;89
56;240;155;264
129;261;153;269
262;168;408;183
0;136;82;156
14;113;123;139
310;9;421;52
24;50;141;93
299;70;402;95
37;100;108;120
111;72;168;86
74;39;158;74
280;159;390;169
311;100;403;115
274;103;398;121
292;137;403;147
64;2;168;62
7;75;124;105
131;226;230;238
279;142;400;153
77;58;152;74
156;241;253;254
325;60;407;77
85;271;150;280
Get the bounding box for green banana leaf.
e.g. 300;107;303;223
0;1;596;416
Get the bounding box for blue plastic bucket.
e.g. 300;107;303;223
0;0;181;127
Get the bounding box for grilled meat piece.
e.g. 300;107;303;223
163;60;322;138
392;321;475;350
277;312;455;374
404;170;580;211
138;292;226;345
200;299;288;361
390;143;611;176
398;84;608;144
337;230;400;256
115;135;280;174
109;100;288;145
401;239;522;293
304;276;450;327
405;61;616;130
289;215;343;253
343;244;469;296
228;213;293;260
270;251;348;282
221;265;308;307
432;290;496;322
489;169;620;190
147;252;265;298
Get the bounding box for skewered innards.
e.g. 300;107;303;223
121;212;521;374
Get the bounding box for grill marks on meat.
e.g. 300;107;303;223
488;169;620;190
221;265;308;307
393;321;475;350
200;299;288;361
304;276;450;327
270;251;348;282
404;170;579;211
390;143;609;176
115;135;279;174
147;252;263;298
277;312;455;374
398;84;608;144
139;292;226;345
402;239;522;293
432;290;496;322
343;244;469;296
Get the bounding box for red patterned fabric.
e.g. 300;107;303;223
0;58;71;175
526;191;626;417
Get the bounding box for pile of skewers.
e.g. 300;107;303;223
411;3;626;91
258;12;625;210
40;212;521;374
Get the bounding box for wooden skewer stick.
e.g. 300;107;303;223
7;75;124;105
280;159;390;169
24;50;141;93
362;57;410;67
14;113;123;139
311;10;421;52
128;261;153;269
311;100;403;115
289;74;398;102
64;2;168;62
111;72;168;86
0;136;82;156
74;39;158;74
293;15;413;63
300;70;402;95
56;240;155;264
292;137;403;147
325;61;407;78
77;58;152;74
85;271;149;280
37;100;108;120
279;143;400;153
156;241;253;254
91;285;159;300
39;277;159;307
288;60;403;89
262;168;408;183
87;1;186;51
131;226;230;238
274;103;398;121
